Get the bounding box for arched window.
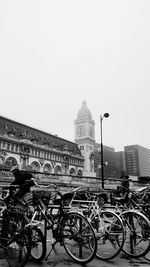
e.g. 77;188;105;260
54;165;62;174
43;163;52;173
77;169;83;176
4;157;18;168
70;168;76;175
89;152;94;161
31;161;40;172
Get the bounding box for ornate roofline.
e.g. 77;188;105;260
0;115;83;157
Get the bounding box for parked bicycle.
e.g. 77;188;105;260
66;186;125;261
0;184;45;267
111;186;150;258
29;179;97;264
0;189;30;267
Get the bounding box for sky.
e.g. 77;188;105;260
0;0;150;151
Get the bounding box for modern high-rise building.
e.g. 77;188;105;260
124;145;150;177
115;151;126;178
93;143;116;179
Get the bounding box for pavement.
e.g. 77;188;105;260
1;243;150;267
1;227;150;267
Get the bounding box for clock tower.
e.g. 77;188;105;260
74;100;96;176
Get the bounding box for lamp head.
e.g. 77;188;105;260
104;113;109;118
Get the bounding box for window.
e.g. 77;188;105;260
52;154;55;160
7;143;10;150
2;142;6;148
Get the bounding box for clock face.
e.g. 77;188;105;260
77;126;84;137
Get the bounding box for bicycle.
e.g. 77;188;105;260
68;187;125;261
0;184;46;266
30;180;97;264
111;187;150;258
0;193;30;267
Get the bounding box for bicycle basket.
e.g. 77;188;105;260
32;189;51;206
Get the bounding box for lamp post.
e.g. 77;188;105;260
100;113;109;189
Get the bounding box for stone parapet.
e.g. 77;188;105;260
0;172;147;192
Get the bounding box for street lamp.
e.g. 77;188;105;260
100;113;109;189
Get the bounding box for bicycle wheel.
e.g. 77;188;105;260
5;230;30;267
1;207;30;267
0;199;6;237
93;210;125;260
144;249;150;261
122;210;150;258
60;211;97;264
30;226;46;262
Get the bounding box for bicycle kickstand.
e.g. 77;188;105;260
45;239;57;260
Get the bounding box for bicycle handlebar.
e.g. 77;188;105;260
31;178;58;190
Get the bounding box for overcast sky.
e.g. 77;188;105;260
0;0;150;151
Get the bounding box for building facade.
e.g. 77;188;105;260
74;101;119;178
74;102;150;179
74;100;95;176
94;143;116;179
124;144;150;177
0;116;84;175
124;145;150;177
115;151;126;178
2;103;149;181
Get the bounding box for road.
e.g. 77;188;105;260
1;242;150;267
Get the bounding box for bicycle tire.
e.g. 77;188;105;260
144;249;150;261
0;199;6;237
94;210;125;260
122;209;150;258
30;226;46;262
60;211;97;264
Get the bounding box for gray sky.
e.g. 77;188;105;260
0;0;150;151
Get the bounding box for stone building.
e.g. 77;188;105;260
74;100;119;178
0;101;127;180
74;100;95;177
0;115;84;175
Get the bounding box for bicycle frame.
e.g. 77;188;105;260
30;196;72;253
